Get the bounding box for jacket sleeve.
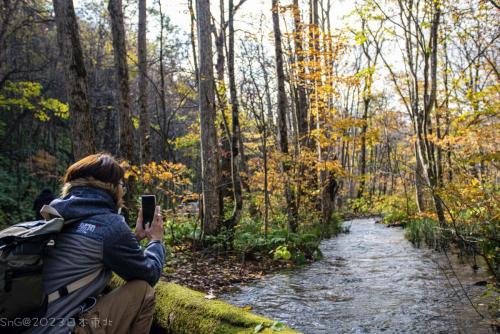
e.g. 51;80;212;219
102;216;166;286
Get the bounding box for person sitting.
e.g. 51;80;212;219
33;153;165;334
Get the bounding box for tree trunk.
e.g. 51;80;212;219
292;0;308;144
272;0;297;232
357;99;368;199
138;0;150;164
312;0;335;225
355;16;380;200
108;0;135;162
214;1;232;199
263;132;270;239
428;3;445;225
443;38;453;183
224;0;243;232
414;144;426;212
196;0;221;235
52;0;95;160
187;0;199;84
416;0;444;224
157;0;168;159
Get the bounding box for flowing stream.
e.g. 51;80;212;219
222;218;494;334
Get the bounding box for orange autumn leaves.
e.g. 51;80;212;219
123;160;195;204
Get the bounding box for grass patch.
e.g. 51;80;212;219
404;218;443;249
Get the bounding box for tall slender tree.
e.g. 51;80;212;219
138;0;150;163
372;0;444;222
187;0;199;84
196;0;222;235
52;0;96;160
292;0;308;145
108;0;135;162
272;0;297;232
224;0;243;231
213;0;232;199
355;13;383;198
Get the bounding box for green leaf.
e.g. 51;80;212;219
34;110;50;122
132;116;139;129
271;321;285;331
481;290;492;298
354;31;367;45
273;245;292;261
355;66;376;78
40;98;69;119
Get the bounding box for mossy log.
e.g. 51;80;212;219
110;277;299;334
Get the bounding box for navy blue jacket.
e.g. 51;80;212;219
32;186;166;334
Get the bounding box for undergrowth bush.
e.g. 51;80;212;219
374;195;416;225
347;197;372;215
404;218;443;249
194;210;347;264
164;218;199;246
343;195;416;226
161;203;347;265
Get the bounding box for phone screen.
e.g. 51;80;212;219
141;195;156;228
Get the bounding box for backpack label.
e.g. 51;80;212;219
76;223;96;234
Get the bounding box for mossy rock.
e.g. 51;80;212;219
110;276;299;334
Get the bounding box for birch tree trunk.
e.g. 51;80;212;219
52;0;95;160
187;0;199;84
196;0;221;235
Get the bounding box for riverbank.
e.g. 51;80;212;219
222;218;497;333
161;213;346;294
162;246;293;294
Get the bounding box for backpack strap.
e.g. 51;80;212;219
40;204;94;225
40;205;62;220
47;268;103;304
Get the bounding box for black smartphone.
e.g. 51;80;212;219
141;195;156;229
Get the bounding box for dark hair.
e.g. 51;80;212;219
63;153;124;186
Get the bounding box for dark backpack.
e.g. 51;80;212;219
0;205;100;332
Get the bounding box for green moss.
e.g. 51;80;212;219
110;276;299;334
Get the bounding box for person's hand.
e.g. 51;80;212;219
146;205;164;242
135;207;147;241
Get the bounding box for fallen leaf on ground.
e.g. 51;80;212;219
204;288;216;300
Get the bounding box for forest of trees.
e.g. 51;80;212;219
0;0;498;304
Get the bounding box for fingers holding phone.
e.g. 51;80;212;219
135;207;147;241
146;205;164;241
140;195;164;242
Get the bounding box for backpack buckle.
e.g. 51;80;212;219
58;286;69;298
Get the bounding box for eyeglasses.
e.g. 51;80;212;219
119;181;127;194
